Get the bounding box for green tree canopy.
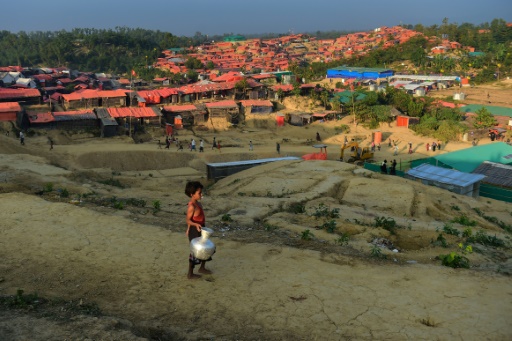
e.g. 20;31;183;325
473;107;496;128
185;57;204;70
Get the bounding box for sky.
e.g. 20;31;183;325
3;0;510;36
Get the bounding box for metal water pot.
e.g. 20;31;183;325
190;227;216;260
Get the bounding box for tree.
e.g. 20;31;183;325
331;100;341;112
292;82;301;97
277;89;284;102
407;100;425;117
434;120;468;142
185;57;204;70
186;70;199;82
235;78;249;99
320;90;329;109
473;107;496;128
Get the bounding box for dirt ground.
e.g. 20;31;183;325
429;78;512;108
0;83;512;340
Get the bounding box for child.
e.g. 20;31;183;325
185;181;212;279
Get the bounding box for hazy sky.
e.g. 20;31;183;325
3;0;510;36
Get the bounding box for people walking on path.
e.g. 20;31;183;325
212;137;217;150
408;142;413;154
217;141;221;153
393;145;399;155
191;139;196;151
316;132;321;142
249;140;253;151
276;142;280;154
199;139;204;152
19;131;25;145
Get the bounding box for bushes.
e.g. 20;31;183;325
438;252;470;268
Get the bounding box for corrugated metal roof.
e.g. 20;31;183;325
472;161;512;188
53;110;96;121
207;156;300;168
390;75;458;81
407;163;486;187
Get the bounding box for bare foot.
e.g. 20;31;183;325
198;268;212;274
187;274;201;279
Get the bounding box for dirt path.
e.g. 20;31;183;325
1;191;511;340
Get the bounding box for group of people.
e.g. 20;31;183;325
425;141;442;152
163;135;221;152
381;159;398;175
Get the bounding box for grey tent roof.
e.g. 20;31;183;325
207;157;300;168
407;163;486;187
472;161;512;188
390;75;458;81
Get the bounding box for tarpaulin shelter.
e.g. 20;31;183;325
26;110;97;130
396;115;420;128
239;100;273;114
302;144;328;160
61;89;100;110
137;88;180;105
162;104;206;127
206;100;240;124
0;88;41;104
26;111;54;129
0;102;21;121
107;107;162;127
52;110;97;129
289;113;312;126
312;111;337;122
